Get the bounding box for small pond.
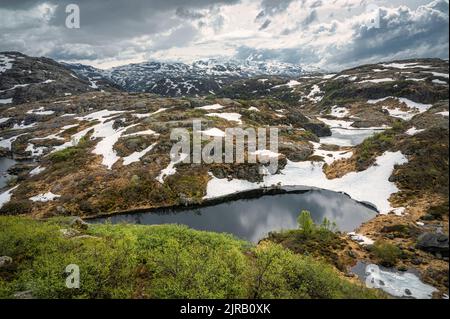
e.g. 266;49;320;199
351;261;438;299
93;189;377;243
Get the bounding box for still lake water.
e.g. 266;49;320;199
94;189;377;243
0;157;16;189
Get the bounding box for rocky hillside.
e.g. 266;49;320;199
1;58;447;215
0;52;120;106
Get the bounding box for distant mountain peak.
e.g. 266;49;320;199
66;58;305;97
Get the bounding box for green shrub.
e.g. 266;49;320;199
250;242;379;299
49;147;80;163
426;201;448;220
297;210;316;236
0;216;381;299
372;241;402;267
49;136;90;164
0;200;33;215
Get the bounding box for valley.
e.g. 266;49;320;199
0;52;448;299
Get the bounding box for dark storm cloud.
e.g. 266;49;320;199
0;0;240;61
176;7;206;20
310;0;322;9
46;0;238;37
255;0;296;23
259;19;272;30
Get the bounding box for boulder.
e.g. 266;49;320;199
69;217;89;230
301;122;332;137
60;228;80;238
0;256;13;268
416;232;449;257
14;290;34;299
279;142;313;162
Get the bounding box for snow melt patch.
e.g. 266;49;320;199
359;78;395;84
437;111;449;117
382;107;416;121
368;97;433;117
306;85;324;102
27;107;55;116
25;143;46;157
0;98;13;104
123;129;158;137
29;166;46;176
273;80;301;89
92;121;137;169
381;62;431;70
0;186;18;209
51;109;124;153
201;128;226;137
406;127;425;136
320;128;384;147
426;72;449;79
348;232;374;246
29;192;61;202
32;124;79;142
123;143;157;166
196;104;225;111
207;112;242;124
311;142;353;165
322;74;336;79
318;118;354;129
0;134;25;150
13;121;37;130
156;153;189;183
205;151;407;214
133;108;168;118
432;79;447;85
330;106;349;118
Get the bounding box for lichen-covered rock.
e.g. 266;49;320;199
0;256;13;268
416;233;449;257
13;290;34;299
279;142;313;162
69;217;89;230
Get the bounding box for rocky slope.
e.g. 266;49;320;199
0;55;448;298
0;52;120;106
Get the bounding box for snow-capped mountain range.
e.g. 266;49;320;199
66;58;305;97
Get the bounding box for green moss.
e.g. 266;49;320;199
49;136;91;164
0;216;381;299
354;122;406;170
393;127;449;198
49;148;80;163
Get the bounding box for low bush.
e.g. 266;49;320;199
372;241;402;267
0;216;381;299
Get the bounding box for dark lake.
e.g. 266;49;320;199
93;189;377;243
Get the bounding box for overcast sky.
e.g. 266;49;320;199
0;0;448;70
